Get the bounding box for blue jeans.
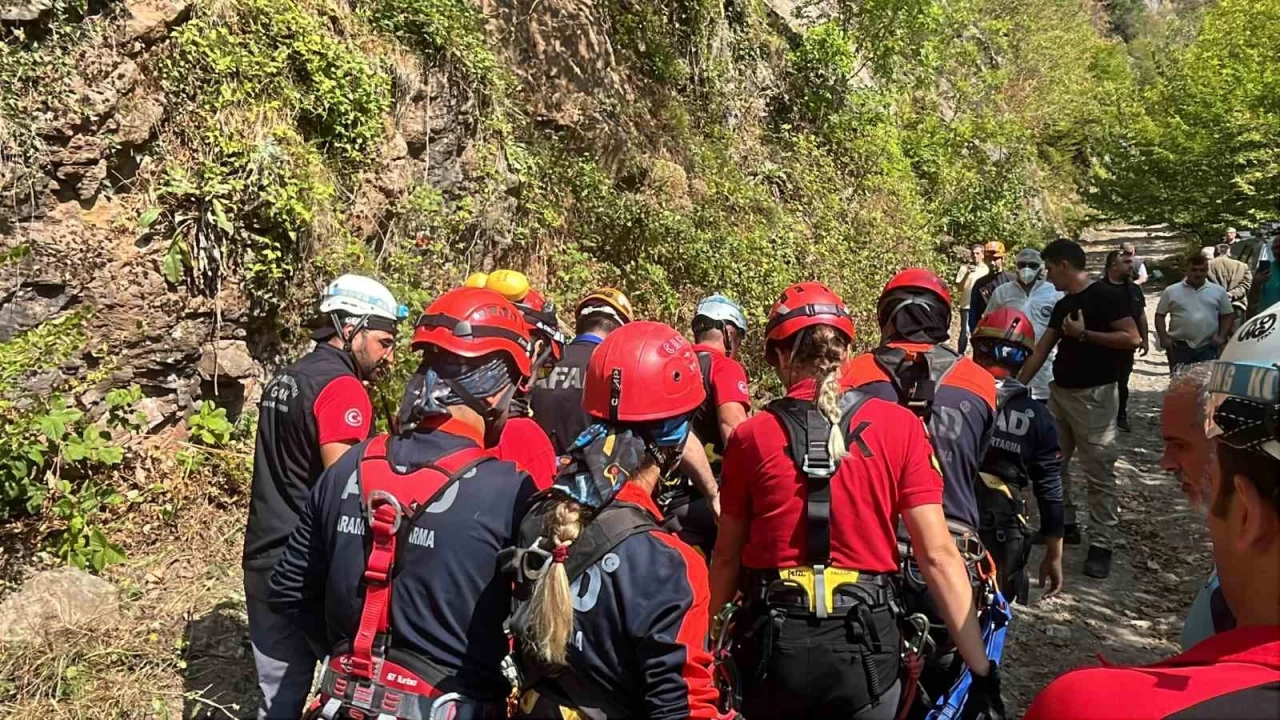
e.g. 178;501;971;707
1167;341;1218;372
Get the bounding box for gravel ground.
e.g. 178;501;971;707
1001;225;1211;714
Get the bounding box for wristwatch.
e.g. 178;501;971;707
1078;329;1088;343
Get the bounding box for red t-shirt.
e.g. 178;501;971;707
1022;625;1280;720
492;416;557;490
312;375;374;445
692;344;751;409
720;378;944;573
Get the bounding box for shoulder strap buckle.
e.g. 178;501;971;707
365;490;404;536
800;452;836;479
800;408;836;479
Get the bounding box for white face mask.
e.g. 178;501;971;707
1018;266;1040;284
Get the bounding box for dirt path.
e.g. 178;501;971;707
1001;226;1213;714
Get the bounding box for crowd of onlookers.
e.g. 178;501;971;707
949;227;1278;581
955;224;1279;387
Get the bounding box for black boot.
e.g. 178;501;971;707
1084;546;1113;579
1117;413;1131;433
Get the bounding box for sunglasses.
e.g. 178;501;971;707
1016;262;1041;270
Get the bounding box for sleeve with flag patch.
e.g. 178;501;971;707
313;375;374;445
710;357;751;408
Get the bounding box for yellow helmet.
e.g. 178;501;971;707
575;287;634;325
462;269;531;303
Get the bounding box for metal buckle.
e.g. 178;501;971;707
801;453;836;478
366;490;404;535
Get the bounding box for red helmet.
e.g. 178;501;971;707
582;321;706;423
411;287;533;377
764;282;855;344
973;307;1035;351
516;288;566;362
880;268;953;309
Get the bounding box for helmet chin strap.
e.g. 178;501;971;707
333;313;373;381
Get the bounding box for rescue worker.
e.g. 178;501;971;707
1023;302;1280;719
244;274;405;719
969;308;1065;604
710;282;1004;720
843;268;997;530
506;321;728;719
529;287;635;454
465;270;566;489
968;241;1012;333
842;269;997;713
659;294;752;557
267;287;539;719
531;286;722;513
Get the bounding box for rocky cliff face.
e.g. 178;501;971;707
0;0;500;427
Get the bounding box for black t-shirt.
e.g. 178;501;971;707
1049;281;1132;389
529;337;600;455
1102;277;1145;322
244;344;375;591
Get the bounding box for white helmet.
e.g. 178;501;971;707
1206;301;1279;460
694;294;748;333
319;274;407;332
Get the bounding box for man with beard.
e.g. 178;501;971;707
243;274;406;719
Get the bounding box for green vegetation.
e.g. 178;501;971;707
4;0;1276;577
0;316;132;571
1089;0;1280;236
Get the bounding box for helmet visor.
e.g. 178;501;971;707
974;339;1030;368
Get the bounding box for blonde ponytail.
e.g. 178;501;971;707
525;498;585;666
790;325;852;462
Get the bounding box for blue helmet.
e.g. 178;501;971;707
694;294;748;334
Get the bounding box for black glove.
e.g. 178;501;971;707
968;662;1006;720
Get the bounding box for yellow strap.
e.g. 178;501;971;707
774;567;862;614
979;471;1015;500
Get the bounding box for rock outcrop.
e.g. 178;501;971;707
0;567;121;644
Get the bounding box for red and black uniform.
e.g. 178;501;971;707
1023;626;1280;720
529;335;602;455
513;482;722;719
978;378;1064;603
244;343;374;597
268;417;537;709
492;416;557;490
843;346;996;530
659;343;751;556
721;377;945;719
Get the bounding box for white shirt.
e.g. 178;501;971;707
985;279;1064;400
1156;280;1233;348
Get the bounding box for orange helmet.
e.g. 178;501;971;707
984;241;1006;258
576;287;634;325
